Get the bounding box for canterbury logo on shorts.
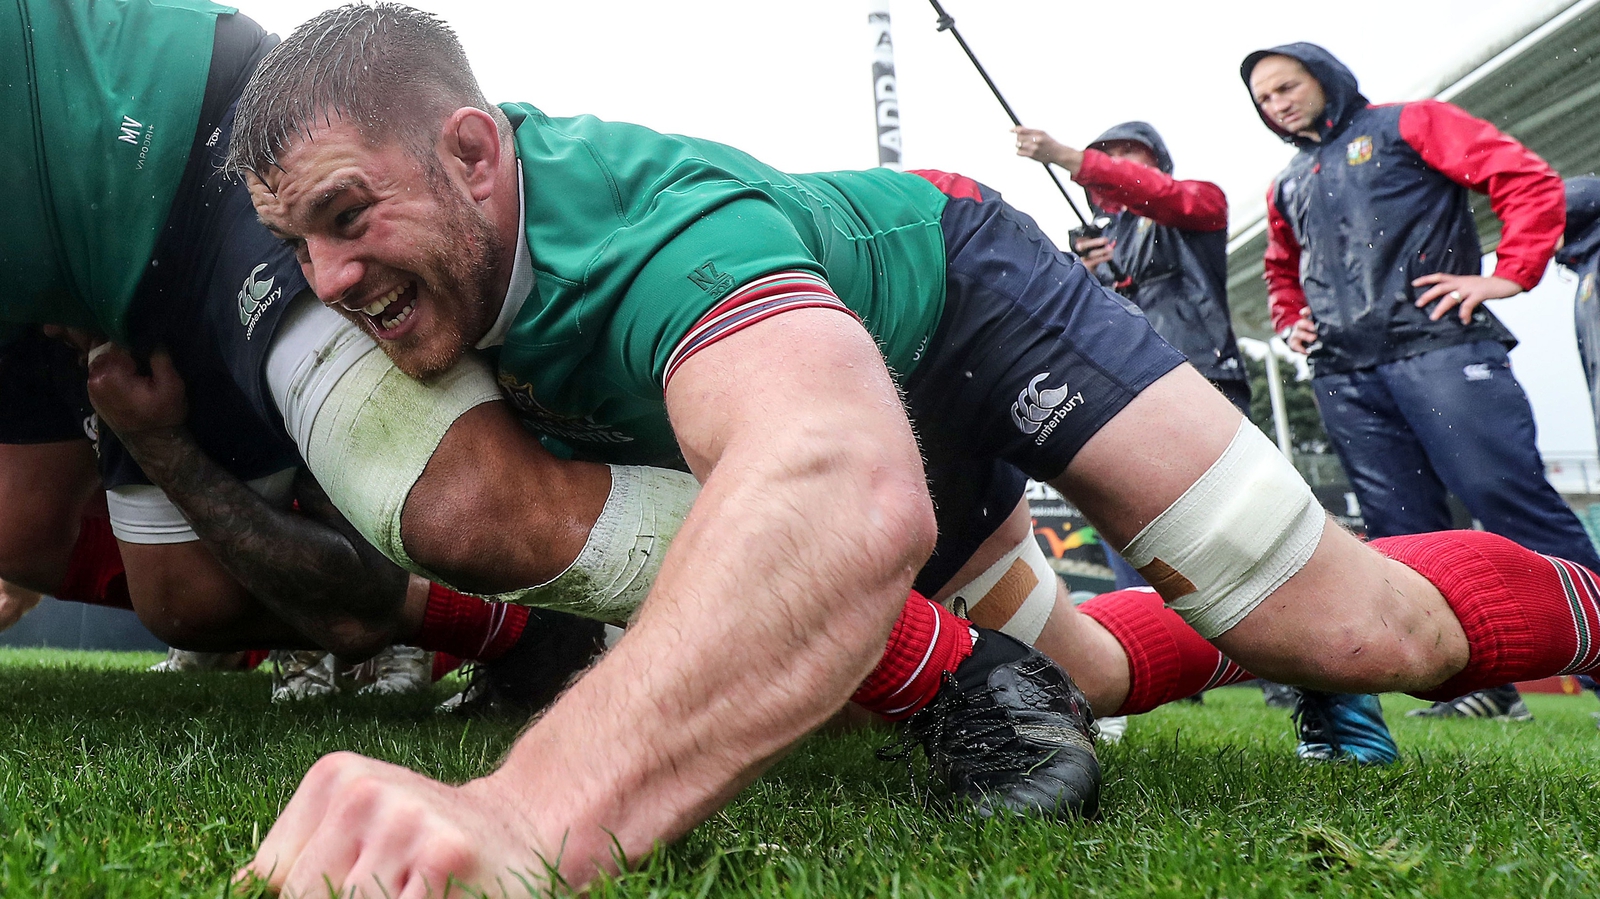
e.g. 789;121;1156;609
1011;372;1085;444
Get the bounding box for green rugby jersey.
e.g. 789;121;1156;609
0;0;229;343
493;104;950;466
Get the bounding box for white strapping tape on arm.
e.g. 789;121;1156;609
303;346;501;578
1121;420;1326;639
302;342;701;622
476;464;700;622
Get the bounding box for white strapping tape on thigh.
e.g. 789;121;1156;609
946;528;1058;644
1121;420;1325;639
303;346;501;576
476;464;699;623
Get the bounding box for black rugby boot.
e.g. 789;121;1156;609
440;609;607;717
883;627;1102;819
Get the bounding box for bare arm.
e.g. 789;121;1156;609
399;400;610;594
246;307;937;895
518;307;936;871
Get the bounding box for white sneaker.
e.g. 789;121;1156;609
269;650;339;702
352;645;432;697
1092;715;1128;744
148;648;248;672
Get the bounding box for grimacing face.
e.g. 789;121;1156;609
246;118;504;380
1249;55;1327;139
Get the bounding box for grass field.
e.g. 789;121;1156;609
3;649;1599;897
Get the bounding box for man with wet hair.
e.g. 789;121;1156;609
228;5;1600;894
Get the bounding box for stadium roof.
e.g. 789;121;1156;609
1226;0;1600;338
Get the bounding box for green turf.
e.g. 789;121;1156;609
2;649;1597;897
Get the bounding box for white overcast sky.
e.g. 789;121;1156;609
246;0;1597;457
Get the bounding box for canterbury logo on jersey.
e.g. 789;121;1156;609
1011;373;1084;444
237;263;283;339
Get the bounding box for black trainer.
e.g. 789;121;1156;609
881;628;1101;819
440;609;608;716
1405;683;1533;721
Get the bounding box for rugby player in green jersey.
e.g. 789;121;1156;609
42;0;1104;857
222;4;1600;895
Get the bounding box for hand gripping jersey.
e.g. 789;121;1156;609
0;0;230;343
489;105;951;466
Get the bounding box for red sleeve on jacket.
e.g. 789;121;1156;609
1073;149;1228;232
1263;182;1309;333
1398;100;1564;290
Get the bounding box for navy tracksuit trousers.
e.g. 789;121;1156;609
1313;340;1600;569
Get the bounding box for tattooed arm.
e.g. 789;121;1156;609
85;345;413;657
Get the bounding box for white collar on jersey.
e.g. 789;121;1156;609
476;160;532;350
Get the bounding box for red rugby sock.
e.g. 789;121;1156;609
53;516;133;610
1077;588;1254;715
1372;531;1600;701
850;591;974;721
412;583;530;662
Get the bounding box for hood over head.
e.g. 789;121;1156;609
1241;42;1367;147
1087;121;1173;174
1558;175;1600;268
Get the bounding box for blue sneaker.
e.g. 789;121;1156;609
1292;691;1398;765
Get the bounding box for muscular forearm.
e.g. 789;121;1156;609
114;426;409;650
474;428;932;887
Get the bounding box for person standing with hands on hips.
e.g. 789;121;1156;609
1248;43;1600;727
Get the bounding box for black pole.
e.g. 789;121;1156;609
926;0;1127;282
926;0;1087;226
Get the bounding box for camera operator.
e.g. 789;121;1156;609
1014;122;1249;412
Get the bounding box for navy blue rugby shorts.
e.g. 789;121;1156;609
905;171;1185;483
0;328;95;445
902;172;1184;593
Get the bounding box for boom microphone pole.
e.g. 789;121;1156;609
926;0;1126;282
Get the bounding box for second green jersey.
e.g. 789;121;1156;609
0;0;229;342
493;104;951;466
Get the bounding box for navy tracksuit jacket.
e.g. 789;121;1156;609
1557;176;1600;455
1243;42;1599;570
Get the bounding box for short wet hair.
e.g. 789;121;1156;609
228;3;497;178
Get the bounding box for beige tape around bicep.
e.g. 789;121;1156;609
304;346;701;623
475;464;700;622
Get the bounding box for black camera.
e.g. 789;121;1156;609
1067;215;1128;283
1067;216;1113;255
